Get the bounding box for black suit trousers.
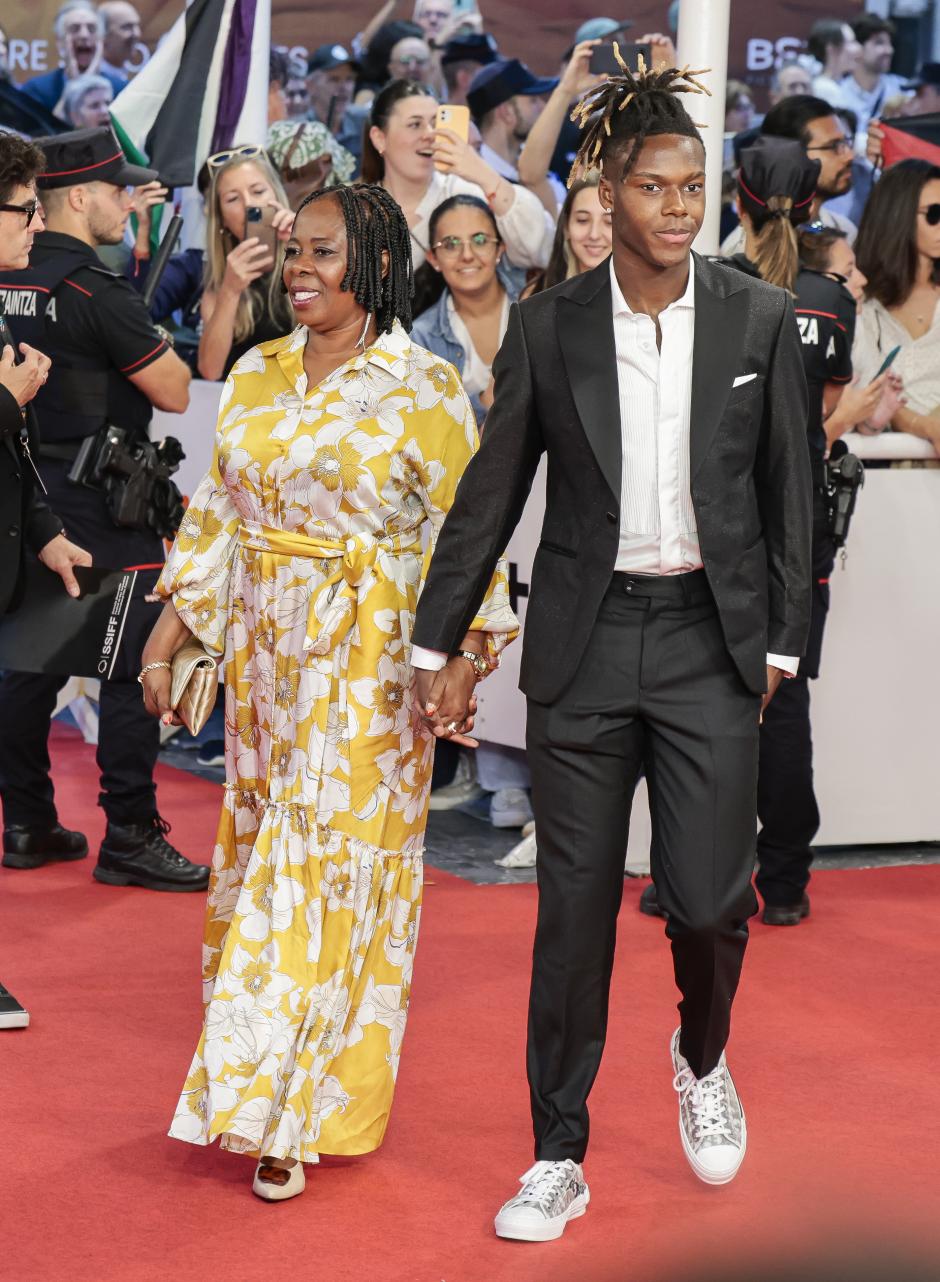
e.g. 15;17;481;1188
0;459;162;831
525;570;761;1163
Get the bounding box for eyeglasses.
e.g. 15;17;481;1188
807;137;854;155
431;233;501;257
206;144;264;170
394;55;430;68
919;203;940;226
0;200;39;226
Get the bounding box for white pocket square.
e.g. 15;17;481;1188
732;373;758;388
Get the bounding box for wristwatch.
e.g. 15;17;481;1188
456;649;489;681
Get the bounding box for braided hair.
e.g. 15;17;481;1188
295;182;415;334
569;46;710;187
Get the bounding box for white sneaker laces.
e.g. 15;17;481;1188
673;1062;733;1143
516;1160;574;1213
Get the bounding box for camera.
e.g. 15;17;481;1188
68;425;186;539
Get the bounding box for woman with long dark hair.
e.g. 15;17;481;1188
524;173;612;296
361;78;551;272
853;158;940;450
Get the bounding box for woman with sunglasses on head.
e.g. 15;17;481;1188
139;182;516;1202
197;147;296;381
523;173;612;297
126;145;295;379
362;78;552;275
853;158;940;452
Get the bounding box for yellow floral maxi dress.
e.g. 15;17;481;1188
158;322;516;1162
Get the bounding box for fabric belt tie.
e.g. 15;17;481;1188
237;521;421;657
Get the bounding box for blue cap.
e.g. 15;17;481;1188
466;58;558;121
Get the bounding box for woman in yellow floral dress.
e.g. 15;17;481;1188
139;184;515;1201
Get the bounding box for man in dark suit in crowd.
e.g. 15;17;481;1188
410;62;812;1241
0;132;91;1029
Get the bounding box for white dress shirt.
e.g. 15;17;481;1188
412;259;797;675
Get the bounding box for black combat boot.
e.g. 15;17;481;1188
94;814;210;892
3;823;89;870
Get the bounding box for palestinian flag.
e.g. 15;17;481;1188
109;0;271;189
881;112;940;168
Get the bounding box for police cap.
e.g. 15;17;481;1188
35;126;159;190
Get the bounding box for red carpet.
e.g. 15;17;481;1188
2;726;939;1282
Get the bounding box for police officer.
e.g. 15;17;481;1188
0;130;92;1027
0;126;207;893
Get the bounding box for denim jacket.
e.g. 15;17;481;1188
410;262;520;429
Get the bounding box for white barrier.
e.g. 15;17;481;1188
155;385;940;846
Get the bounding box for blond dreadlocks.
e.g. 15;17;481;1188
568;46;711;187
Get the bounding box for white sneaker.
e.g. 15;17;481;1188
494;1159;589;1242
489;787;534;829
428;752;484;811
671;1028;747;1185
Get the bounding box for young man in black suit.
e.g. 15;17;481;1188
410;61;813;1241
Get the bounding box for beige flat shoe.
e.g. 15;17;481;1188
252;1160;305;1202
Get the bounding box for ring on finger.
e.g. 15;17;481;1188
445;720;458;734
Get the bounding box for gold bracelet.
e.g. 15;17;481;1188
137;660;171;685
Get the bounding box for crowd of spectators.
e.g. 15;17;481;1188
1;1;939;822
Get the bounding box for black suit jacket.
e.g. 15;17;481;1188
412;253;813;703
0;389;63;616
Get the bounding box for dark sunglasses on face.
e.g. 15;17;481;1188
919;203;940;226
0;200;39;226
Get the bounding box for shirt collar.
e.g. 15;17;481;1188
274;320;415;392
609;255;696;319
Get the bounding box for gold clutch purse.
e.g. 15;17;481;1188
170;638;218;736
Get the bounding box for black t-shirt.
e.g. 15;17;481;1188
793;267;855;463
34;232;168;439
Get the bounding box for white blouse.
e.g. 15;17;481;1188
446;291;510;398
407;171;553;272
853;296;940;417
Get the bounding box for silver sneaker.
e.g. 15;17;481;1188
671;1028;747;1185
494;1159;589;1242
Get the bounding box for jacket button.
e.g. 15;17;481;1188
606;511;617;523
8;524;20;536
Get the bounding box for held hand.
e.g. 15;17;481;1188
416;660;479;747
760;665;786;718
0;343;51;407
37;533;92;599
222;237;276;293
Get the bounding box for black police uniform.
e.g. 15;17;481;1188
755;265;856;909
0;130;206;894
0;228;169;830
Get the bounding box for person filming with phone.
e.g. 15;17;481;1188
197;147;296;381
361;79;552;272
0;125;206;895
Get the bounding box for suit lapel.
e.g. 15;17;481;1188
556;264;621;503
690;255;751;478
